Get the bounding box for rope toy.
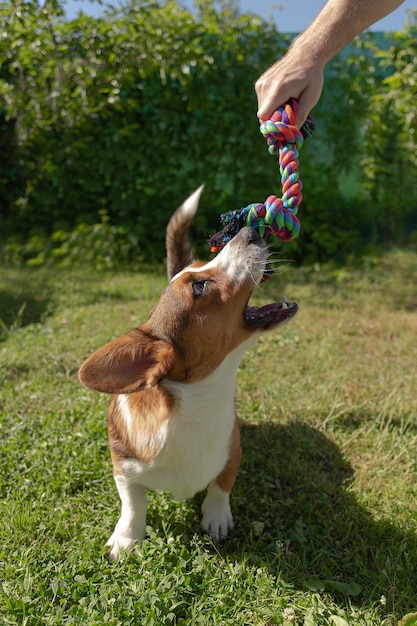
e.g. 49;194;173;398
207;99;314;261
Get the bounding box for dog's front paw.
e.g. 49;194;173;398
201;482;234;541
106;533;136;563
106;520;146;562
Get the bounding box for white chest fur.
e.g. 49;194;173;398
119;340;254;498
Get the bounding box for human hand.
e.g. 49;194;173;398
255;50;325;127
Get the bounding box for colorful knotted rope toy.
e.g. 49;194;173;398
207;99;314;257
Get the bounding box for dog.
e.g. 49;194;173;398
79;186;298;561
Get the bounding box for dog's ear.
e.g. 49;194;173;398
79;328;176;394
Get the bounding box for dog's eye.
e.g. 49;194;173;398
192;280;207;298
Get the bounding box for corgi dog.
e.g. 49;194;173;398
79;186;297;561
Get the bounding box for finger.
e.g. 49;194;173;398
257;87;290;121
294;103;310;128
295;82;322;127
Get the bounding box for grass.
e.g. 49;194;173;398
1;250;417;625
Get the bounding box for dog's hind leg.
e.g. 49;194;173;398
201;420;242;540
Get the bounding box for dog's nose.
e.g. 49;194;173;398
239;226;262;245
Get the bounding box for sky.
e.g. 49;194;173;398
64;0;416;31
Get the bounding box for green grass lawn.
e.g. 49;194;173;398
1;251;417;625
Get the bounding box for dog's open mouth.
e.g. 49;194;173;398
244;300;298;329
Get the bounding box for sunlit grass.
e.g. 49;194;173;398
1;251;417;625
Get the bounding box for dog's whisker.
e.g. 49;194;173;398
266;250;294;260
267;254;294;262
249;271;260;288
266;261;291;270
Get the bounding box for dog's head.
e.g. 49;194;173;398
150;225;297;380
79;190;297;393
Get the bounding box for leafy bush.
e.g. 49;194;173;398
0;1;416;267
361;23;417;243
0;0;289;262
3;211;141;270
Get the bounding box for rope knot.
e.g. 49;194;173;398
260;101;304;154
207;99;314;258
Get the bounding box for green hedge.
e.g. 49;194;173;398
0;0;416;266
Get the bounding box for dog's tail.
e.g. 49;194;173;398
166;185;204;281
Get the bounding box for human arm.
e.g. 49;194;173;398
255;0;406;126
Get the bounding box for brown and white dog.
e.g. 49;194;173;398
79;186;297;561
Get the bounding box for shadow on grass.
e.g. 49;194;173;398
0;272;54;336
145;419;416;617
218;420;417;617
0;268;136;339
